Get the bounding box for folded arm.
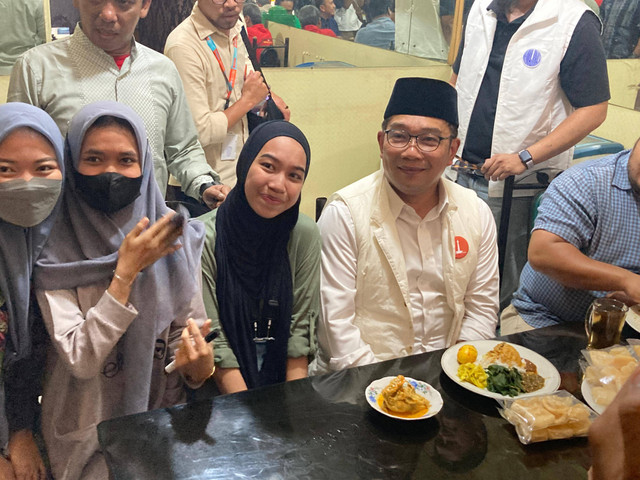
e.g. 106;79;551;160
529;229;640;305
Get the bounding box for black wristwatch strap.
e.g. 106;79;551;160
199;181;218;199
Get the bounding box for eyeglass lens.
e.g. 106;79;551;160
386;130;442;152
212;0;244;5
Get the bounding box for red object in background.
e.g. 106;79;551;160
595;0;603;5
303;24;337;38
247;24;273;62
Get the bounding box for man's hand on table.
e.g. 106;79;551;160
589;365;640;480
203;184;230;210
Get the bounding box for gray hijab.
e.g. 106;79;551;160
0;102;64;367
0;102;64;449
34;101;205;415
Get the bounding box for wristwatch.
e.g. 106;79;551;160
518;149;534;170
199;180;219;202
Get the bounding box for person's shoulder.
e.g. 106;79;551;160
557;152;622;185
136;42;173;65
291;213;321;256
137;42;183;83
18;37;69;66
165;14;197;49
293;213;320;238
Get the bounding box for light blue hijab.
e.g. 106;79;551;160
0;102;64;367
34;101;205;415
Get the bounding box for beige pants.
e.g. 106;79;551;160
500;304;535;335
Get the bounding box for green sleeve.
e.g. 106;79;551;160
286;214;321;359
199;210;240;369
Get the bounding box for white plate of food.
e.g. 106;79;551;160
365;375;443;421
441;340;561;401
581;379;605;415
625;305;640;333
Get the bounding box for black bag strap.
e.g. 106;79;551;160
240;26;273;95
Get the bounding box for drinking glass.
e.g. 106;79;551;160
585;298;628;349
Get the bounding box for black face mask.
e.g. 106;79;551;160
73;170;142;213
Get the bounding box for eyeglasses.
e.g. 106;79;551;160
384;129;454;153
211;0;244;4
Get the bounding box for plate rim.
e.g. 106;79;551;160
440;339;561;401
581;378;605;415
365;376;443;421
626;305;640;334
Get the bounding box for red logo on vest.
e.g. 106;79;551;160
454;236;469;259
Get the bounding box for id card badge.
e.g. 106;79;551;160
221;133;238;161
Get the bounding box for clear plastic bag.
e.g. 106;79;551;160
581;345;639;409
498;390;597;444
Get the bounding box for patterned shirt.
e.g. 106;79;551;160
513;150;640;327
600;0;640;58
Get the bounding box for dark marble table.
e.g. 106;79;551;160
98;323;639;479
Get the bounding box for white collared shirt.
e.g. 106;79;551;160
383;181;453;351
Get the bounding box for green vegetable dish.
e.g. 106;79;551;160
486;365;525;397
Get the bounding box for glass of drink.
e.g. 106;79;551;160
585;298;628;349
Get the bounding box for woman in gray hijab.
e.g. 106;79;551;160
0;102;64;480
34;101;214;480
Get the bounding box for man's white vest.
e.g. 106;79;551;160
330;170;483;361
456;0;591;197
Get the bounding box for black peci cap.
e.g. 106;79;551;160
384;77;458;127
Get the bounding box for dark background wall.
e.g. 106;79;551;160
137;0;195;52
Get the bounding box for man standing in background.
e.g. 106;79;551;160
452;0;609;310
165;0;290;187
315;0;340;36
355;0;395;50
334;0;362;41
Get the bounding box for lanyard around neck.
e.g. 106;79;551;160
205;35;238;109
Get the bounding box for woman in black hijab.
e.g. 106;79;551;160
200;120;320;393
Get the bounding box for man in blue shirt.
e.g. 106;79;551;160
354;0;394;50
503;139;640;333
315;0;340;36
